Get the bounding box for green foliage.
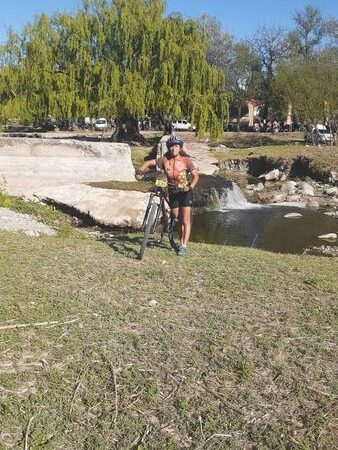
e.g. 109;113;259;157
0;0;228;136
274;51;338;123
0;191;13;208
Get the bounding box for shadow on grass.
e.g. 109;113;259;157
95;231;173;259
40;199;174;259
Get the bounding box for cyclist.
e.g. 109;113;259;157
135;135;199;256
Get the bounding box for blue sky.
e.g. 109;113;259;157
0;0;337;43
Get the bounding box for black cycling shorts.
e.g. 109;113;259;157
169;190;193;209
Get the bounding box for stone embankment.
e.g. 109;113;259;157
220;156;337;184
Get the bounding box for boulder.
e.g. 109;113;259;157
281;181;297;195
318;233;337;240
324;187;338;196
34;184;150;228
297;181;314;196
253;182;264;192
286;195;302;202
324;211;338;218
307;199;320;208
259;169;280;181
0;207;56;235
272;193;287;203
304;245;338;257
280;173;287;182
0;137;135;198
329;171;337;183
284;212;302;218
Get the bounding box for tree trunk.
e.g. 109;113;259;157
237;105;242;132
110;118;146;143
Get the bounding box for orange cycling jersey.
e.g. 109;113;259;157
156;155;196;189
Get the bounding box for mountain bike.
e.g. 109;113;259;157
138;179;179;260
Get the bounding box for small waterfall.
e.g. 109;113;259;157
210;182;252;210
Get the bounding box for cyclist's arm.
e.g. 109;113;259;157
189;169;199;190
135;159;157;180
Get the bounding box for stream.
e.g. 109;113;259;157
191;184;337;254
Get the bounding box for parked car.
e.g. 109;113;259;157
304;124;333;144
94;118;108;131
171;119;195;131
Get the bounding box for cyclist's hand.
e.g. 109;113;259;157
183;184;192;192
135;171;143;181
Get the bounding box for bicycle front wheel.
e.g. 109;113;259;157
138;203;158;260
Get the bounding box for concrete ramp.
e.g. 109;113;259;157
0;137;135;197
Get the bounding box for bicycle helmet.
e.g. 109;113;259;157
166;135;184;149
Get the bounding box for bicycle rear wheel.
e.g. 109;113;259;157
138;203;158;260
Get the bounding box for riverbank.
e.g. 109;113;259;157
0;199;337;449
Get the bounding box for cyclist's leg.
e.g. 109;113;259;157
170;207;181;240
178;190;193;246
180;206;192;246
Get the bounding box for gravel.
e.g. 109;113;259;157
0;207;56;236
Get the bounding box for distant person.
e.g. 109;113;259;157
165;122;174;134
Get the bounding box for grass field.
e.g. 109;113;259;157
0;197;337;449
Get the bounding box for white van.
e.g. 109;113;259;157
171;119;195;131
304;124;333;144
94;118;108;131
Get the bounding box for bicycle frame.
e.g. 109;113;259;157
141;179;172;228
138;181;178;259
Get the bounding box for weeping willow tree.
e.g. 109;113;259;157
0;0;228;138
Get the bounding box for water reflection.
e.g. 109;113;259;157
191;206;338;254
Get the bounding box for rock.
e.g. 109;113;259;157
24;230;38;237
304;245;338;257
284;212;303;218
281;181;297;195
318;233;337;240
148;300;158;307
280;174;287;181
307;199;320;208
324;187;338;196
0;207;56;235
324;211;338;218
258;169;280;181
286;195;302;202
297;181;314;196
245;190;256;199
329;171;337;183
253;182;264;192
0;137;135;198
272;193;287;203
246;184;255;191
34;184;150;229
